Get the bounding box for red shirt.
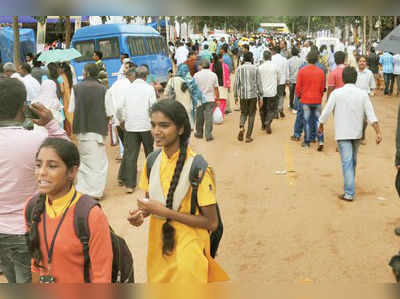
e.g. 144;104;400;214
296;64;325;105
328;64;345;89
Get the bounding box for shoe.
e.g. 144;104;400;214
225;110;232;115
126;187;135;194
310;139;317;143
118;180;124;186
317;143;324;151
245;137;254;143
206;136;214;142
290;135;300;141
194;133;203;139
234;108;240;111
238;129;244;141
301;142;310;148
338;194;353;202
266;125;272;134
280;111;285;118
291;109;297;114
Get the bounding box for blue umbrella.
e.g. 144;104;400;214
38;48;82;63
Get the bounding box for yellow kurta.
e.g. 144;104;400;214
139;146;229;283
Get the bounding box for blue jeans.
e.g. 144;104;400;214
0;233;32;283
293;98;320;141
337;140;361;199
303;104;323;144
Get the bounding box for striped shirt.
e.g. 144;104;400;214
234;62;262;100
379;52;394;74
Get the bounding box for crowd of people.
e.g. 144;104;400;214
0;27;399;284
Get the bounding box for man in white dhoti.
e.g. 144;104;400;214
69;63;111;200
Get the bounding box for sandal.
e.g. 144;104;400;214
245;137;254;143
238;129;244;141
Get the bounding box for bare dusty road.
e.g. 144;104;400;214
1;93;400;284
101;92;400;283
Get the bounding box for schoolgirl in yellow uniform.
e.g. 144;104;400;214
128;100;229;283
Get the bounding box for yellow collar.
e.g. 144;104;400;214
45;186;80;218
161;146;195;163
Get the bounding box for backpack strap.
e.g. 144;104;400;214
73;195;101;283
146;149;162;180
189;154;208;215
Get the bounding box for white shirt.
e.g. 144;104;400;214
33;79;62;111
105;77;131;125
193;69;219;103
11;72;24;82
175;46;189;65
120;79;157;132
319;84;378;140
257;61;279;98
356;68;376;94
300;46;310;63
22;74;40;103
393;54;400;75
271;53;289;85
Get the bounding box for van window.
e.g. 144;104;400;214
128;37;148;56
98;38;120;59
74;40;95;62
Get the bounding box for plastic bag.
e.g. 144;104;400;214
213;106;224;124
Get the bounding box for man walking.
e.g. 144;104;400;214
379;51;394;96
296;51;325;150
118;66;156;193
0;78;67;283
69;63;110;200
234;52;262;143
271;46;289;118
318;66;382;201
258;51;279;134
193;59;219;142
393;52;400;96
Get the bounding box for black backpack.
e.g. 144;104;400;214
146;149;223;258
25;194;134;283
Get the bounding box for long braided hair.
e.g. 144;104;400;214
27;138;80;268
149;100;191;255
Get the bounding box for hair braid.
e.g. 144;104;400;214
27;194;46;268
162;140;188;255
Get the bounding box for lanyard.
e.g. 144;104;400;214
43;191;77;266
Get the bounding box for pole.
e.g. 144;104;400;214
378;16;381;41
307;16;311;37
363;16;367;54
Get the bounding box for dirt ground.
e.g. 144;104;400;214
1;91;400;284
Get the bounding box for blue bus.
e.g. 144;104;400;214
71;24;172;86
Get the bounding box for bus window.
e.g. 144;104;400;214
128;37;148;56
74;40;95;62
145;37;157;54
98;38;120;59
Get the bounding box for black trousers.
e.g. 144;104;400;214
289;83;296;110
261;96;279;127
118;131;154;188
116;125;124;144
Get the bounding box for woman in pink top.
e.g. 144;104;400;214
210;54;231;114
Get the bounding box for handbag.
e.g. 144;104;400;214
167;77;176;101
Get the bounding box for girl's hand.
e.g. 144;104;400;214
137;198;169;218
127;209;144;227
